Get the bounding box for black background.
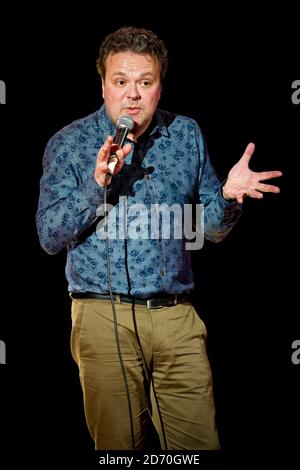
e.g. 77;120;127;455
0;5;299;468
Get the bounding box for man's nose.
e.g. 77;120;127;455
126;83;141;100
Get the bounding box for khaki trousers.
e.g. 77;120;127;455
70;298;220;450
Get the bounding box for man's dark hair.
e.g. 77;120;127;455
96;26;168;81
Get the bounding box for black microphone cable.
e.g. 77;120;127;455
103;165;135;450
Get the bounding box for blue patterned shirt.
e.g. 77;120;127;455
36;105;242;296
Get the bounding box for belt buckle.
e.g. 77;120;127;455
147;298;163;309
147;299;153;309
146;296;178;309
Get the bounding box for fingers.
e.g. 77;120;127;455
258;170;283;181
95;137;132;187
256;182;280;193
123;142;133;155
255;170;283;194
113;143;132;173
241;142;255;164
248;189;263;199
98;136;114;162
115;142;132;161
97;136;131;165
235;191;246;204
236;183;281;203
235;188;263;203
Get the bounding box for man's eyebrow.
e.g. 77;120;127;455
111;71;155;78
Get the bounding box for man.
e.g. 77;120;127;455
36;26;282;450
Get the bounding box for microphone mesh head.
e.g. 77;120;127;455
117;115;134;130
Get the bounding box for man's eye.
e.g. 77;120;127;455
115;79;126;86
141;80;151;87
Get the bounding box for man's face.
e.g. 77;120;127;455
102;51;162;139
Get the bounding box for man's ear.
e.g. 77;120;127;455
159;84;162;100
101;78;105;100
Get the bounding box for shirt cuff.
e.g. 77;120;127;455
219;179;237;205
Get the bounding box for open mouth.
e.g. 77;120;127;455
123;107;141;115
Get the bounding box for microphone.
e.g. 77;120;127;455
106;115;134;181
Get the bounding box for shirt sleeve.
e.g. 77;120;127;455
36;132;105;255
196;125;242;242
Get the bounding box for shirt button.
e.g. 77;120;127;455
160;270;166;277
146;174;151;180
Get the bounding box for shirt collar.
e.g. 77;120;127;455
154;109;169;138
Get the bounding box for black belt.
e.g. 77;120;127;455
70;292;190;309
